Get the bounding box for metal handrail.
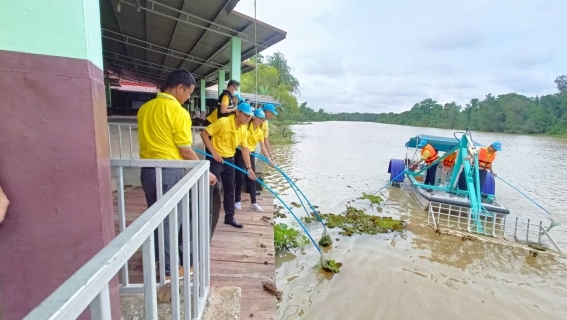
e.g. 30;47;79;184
108;123;206;158
26;160;211;320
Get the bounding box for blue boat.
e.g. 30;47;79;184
388;132;510;215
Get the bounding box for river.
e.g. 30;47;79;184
264;121;567;320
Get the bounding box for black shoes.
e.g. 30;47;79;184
224;218;243;228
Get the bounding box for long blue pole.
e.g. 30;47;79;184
195;149;322;253
248;150;326;227
495;176;551;215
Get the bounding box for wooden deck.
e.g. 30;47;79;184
114;187;277;319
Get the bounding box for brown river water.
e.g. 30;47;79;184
263;121;567;320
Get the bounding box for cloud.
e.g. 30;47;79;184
235;0;567;113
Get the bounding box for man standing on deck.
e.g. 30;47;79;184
137;69;217;278
201;103;257;228
409;140;439;186
457;142;501;192
205;80;240;125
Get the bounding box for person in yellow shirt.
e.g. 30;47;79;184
260;104;279;160
137;69;217;278
201;103;256;228
234;109;274;212
205;80;240;124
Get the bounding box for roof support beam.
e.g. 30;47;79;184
178;0;232;71
117;0;268;49
102;29;228;70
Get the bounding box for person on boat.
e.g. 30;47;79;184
409;140;439;186
457;141;501;192
441;150;459;185
137;69;217;278
205;79;240;125
235;109;274;212
201;102;257;228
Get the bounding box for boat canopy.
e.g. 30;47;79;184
405;134;483;153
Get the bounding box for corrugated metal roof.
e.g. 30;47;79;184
100;0;286;87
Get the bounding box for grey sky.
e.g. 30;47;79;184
235;0;567;113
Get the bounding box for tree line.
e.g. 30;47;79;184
290;76;567;136
240;53;567;136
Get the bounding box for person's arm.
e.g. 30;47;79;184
0;185;9;225
489;165;497;177
200;130;223;163
240;147;257;180
259;141;274;167
264;138;272;158
172;112;217;185
178;147;199;160
219;95;236;114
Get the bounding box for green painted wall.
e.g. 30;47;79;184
0;0;103;69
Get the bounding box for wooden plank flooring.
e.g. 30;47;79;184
114;187;277;319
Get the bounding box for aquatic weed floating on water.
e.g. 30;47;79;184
358;192;384;204
322;259;343;273
303;206;405;236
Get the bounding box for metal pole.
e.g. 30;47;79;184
182;192;192;320
129;126;133;158
169;206;181;320
118;125;123;158
142;236;158;320
89;284;112;320
156;168;166;285
526;218;531;243
116;166;129;286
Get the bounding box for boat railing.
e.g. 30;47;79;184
26;159;212;320
107;123;206;159
428;202;564;254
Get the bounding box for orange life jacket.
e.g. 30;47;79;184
478;147;496;170
443;150;459;167
421;144;439;165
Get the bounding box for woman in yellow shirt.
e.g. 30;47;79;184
201;103;256;228
234;109;274;212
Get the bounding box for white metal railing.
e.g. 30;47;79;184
26;159;211;320
108;123;206;158
428;202;564;254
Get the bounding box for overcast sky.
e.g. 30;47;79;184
235;0;567;113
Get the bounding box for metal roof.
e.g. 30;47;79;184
100;0;286;87
205;89;280;106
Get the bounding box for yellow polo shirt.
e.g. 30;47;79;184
137;92;192;160
205;115;249;158
206;95;230;124
261;120;269;138
246;122;265;148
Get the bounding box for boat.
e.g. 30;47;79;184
388;131;510;215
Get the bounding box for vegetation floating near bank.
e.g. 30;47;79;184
274;223;309;251
302;206;404;236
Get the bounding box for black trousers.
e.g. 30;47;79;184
206;149;236;221
424;163;439;186
235;149;257;204
140;167;185;275
458;168;488;191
